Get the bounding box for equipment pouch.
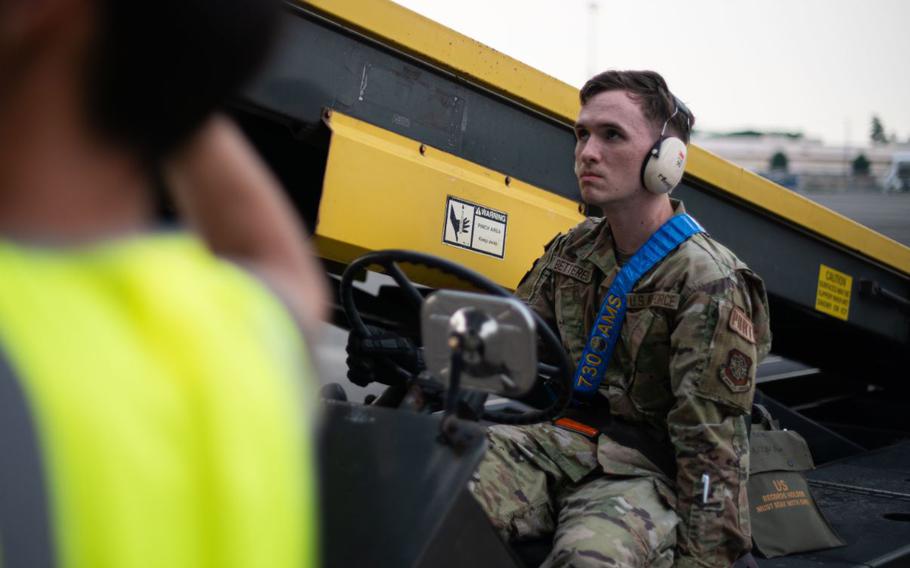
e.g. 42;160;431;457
747;406;845;558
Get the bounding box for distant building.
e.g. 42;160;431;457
693;131;910;192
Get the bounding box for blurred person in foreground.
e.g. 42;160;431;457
0;0;328;567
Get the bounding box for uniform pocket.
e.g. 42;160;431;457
555;279;594;367
592;303;652;394
620;308;654;363
626;309;674;416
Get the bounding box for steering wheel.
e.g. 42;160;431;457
339;249;574;425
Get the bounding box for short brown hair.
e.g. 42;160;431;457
580;70;694;143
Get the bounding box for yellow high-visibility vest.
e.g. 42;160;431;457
0;233;316;568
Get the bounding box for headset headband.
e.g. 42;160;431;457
661;95;691;139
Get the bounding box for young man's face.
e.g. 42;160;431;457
573;89;657;210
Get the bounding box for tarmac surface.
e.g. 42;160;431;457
808;191;910;247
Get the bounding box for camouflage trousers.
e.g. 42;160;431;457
470;423;679;567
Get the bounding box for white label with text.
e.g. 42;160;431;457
442;196;507;258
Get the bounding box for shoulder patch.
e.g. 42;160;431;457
626;292;680;311
720;349;753;392
553;257;593;284
728;306;756;344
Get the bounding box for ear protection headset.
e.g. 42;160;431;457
641;97;691;194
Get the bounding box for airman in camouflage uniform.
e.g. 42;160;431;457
470;71;771;567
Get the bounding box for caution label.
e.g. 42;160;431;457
815;264;852;321
442;196;507;258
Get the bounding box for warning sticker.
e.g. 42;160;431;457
442;196;507;258
815;264;852;321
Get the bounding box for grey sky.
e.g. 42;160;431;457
394;0;910;146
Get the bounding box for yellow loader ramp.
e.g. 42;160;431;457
233;0;908;383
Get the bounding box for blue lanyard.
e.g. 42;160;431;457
573;214;704;395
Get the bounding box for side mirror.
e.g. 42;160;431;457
421;290;537;397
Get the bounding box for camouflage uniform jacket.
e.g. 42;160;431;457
515;201;772;568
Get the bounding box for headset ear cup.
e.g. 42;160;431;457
642;137;688;194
